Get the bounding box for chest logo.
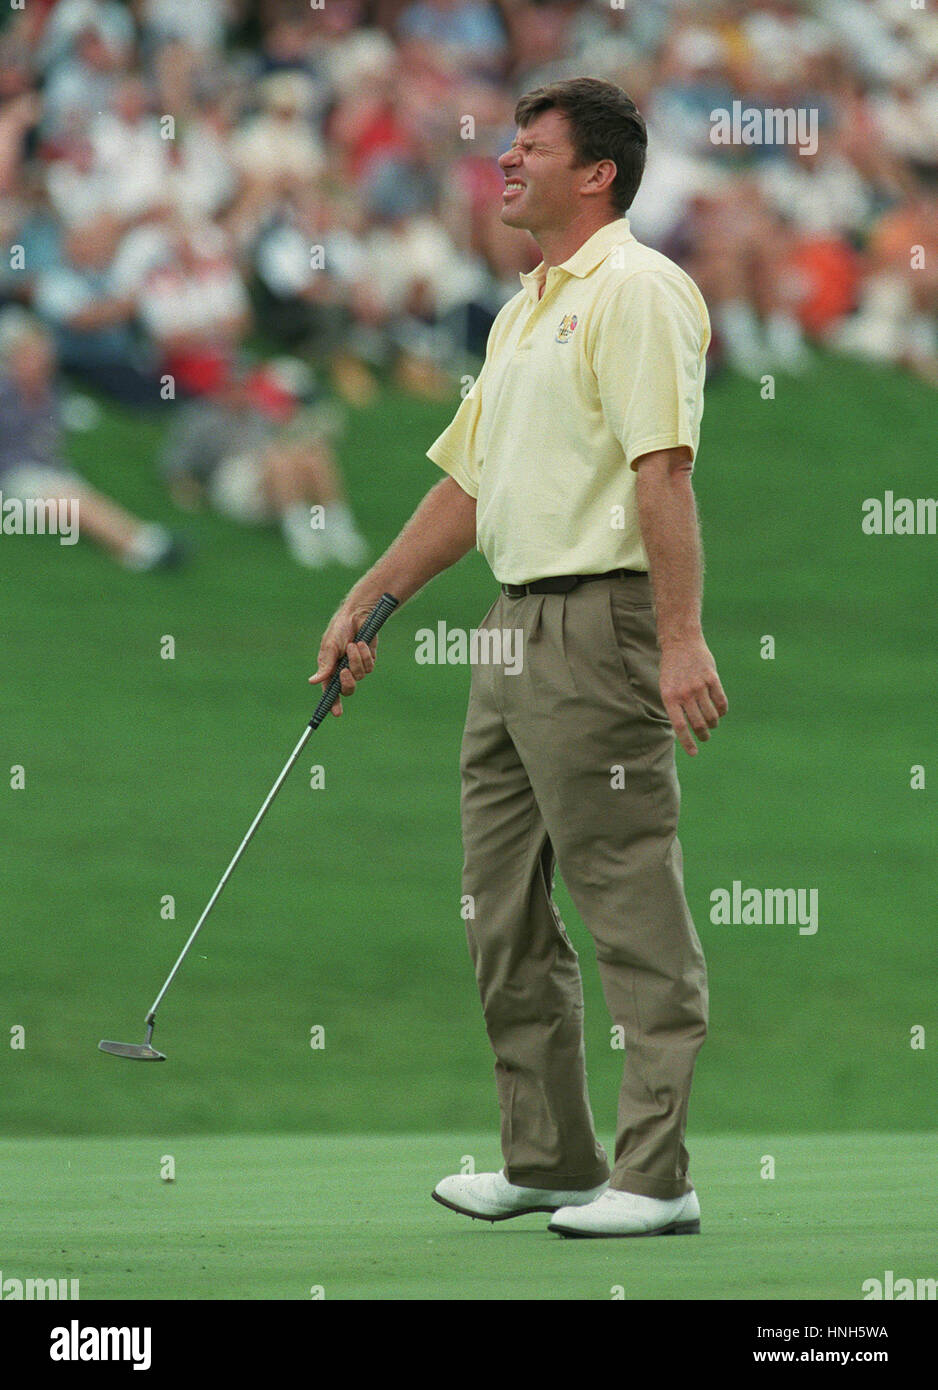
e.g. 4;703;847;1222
555;313;578;343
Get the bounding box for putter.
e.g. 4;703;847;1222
99;592;399;1062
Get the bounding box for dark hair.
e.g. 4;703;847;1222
513;77;647;215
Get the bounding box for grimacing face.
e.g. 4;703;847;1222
497;108;613;235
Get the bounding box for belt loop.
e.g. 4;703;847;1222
530;592;545;643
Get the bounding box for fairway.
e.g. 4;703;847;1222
2;361;936;1142
3;1131;936;1301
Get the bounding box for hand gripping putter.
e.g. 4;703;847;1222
99;593;399;1062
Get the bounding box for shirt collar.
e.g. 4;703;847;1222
519;217;633;300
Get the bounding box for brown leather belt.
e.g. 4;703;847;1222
501;568;646;598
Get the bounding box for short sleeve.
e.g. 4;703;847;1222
426;316;503;498
592;270;709;471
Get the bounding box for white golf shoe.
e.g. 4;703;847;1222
548;1186;701;1238
432;1170;609;1222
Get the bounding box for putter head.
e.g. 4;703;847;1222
98;1039;166;1062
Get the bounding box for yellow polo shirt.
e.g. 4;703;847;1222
426;217;710;584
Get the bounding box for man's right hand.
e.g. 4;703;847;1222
304;476;477;715
309;606;378;716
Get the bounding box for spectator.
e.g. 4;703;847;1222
0;311;183;569
832;190;938;383
231;70;325;205
40;25;125;141
395;0;509;78
87;76;171;222
33;215;162;406
159;366;368;567
1;0;935;440
37;0;134;74
136;221;251;398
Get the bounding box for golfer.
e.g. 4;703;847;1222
311;77;727;1238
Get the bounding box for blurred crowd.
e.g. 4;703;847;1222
1;0;937;564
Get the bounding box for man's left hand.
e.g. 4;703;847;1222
659;637;728;756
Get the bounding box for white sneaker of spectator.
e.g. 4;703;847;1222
765;311;812;375
281;505;328;568
120;524;186;572
716;299;769;379
322;502;369;567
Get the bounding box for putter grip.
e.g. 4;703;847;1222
310;592;399;728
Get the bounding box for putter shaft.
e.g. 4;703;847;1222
142;593;399;1030
146;723;313;1020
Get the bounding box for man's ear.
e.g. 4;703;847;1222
582;159;617;201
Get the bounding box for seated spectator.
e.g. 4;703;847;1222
138;0;230;56
312;2;396;102
33;214;162;406
831;190;938;383
40;24;125;143
342;172;491;399
38;0;135;75
673;184;812;376
136;220;251;397
45;134;111;228
252;189;379;403
327;70;417;183
0;311;183;569
87;76;171;222
229;71;326;231
159;364;368;568
758;140;873;240
783;233;861;341
166;94;239;224
395;0;509;79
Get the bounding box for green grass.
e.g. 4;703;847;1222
3;1131;936;1300
0;354;935;1139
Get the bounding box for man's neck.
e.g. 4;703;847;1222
532;210;620;273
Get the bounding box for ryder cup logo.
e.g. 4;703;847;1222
555;313;578;343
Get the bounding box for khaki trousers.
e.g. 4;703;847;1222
459;574;708;1200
